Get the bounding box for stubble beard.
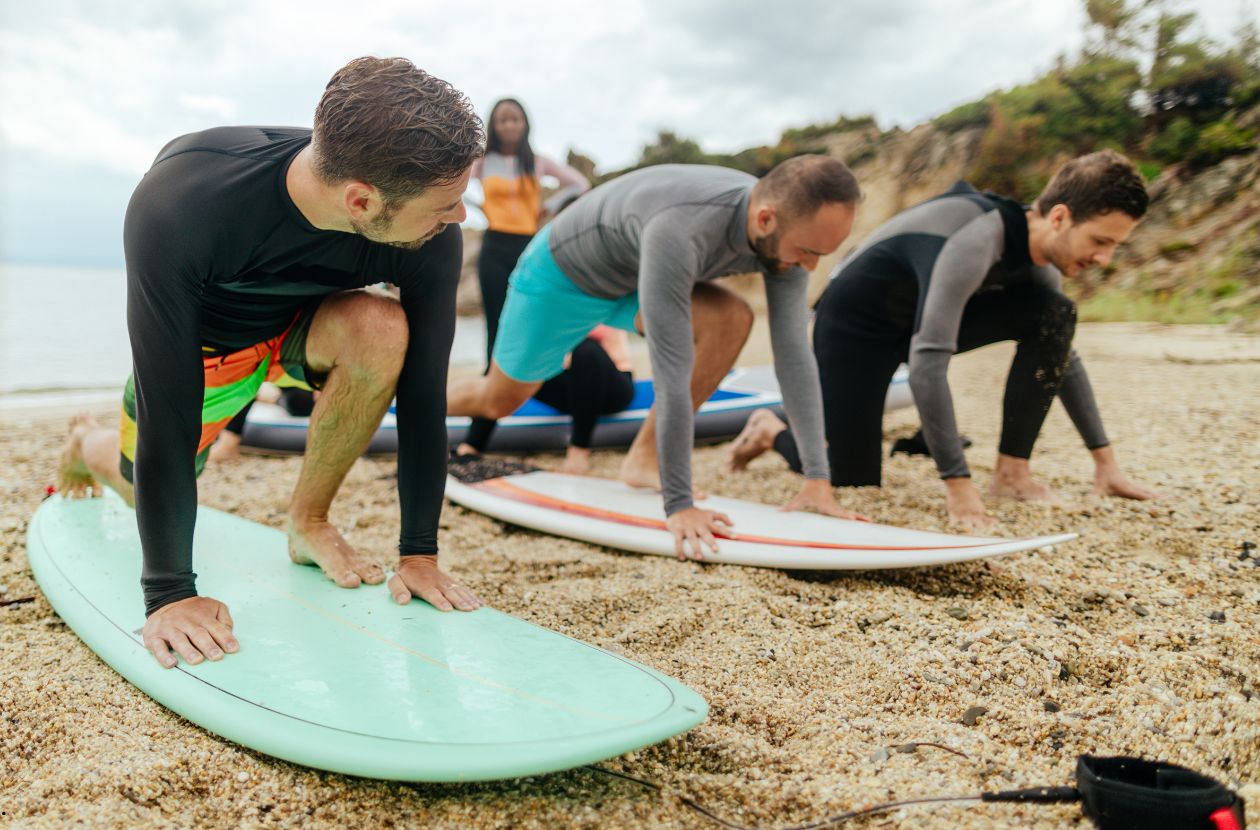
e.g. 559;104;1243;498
351;214;446;251
751;229;787;273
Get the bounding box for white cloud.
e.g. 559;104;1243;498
0;0;1251;186
176;94;239;119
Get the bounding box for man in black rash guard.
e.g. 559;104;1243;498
55;57;486;669
728;151;1160;527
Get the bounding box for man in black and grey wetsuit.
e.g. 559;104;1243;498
56;57;487;669
728;151;1160;527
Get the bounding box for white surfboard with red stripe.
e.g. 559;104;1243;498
444;471;1076;569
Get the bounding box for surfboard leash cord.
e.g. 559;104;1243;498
586;754;1247;829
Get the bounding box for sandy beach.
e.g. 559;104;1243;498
2;322;1258;829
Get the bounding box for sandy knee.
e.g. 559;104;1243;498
311;290;409;374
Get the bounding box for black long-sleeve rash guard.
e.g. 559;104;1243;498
124;126;461;615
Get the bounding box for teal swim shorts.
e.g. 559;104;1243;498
492;225;641;382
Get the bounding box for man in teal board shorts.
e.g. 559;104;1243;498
448;156;870;558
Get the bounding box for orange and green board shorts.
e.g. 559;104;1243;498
119;308;321;483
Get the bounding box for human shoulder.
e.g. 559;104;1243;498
153;126;311;167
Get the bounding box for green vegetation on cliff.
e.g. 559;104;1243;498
578;1;1259;328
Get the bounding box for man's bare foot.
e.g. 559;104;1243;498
945;477;997;530
618;453;663;490
58;413;103;498
726;409;786;472
287;517;386;588
208;431;243;465
1093;470;1162;500
617;456;708;499
559;446;592;475
989;455;1057;502
989;471;1057;502
1090;447;1161;500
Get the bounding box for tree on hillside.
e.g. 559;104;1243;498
1085;0;1145;56
1146;8;1240;120
638;132;708;167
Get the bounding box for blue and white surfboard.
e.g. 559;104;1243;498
241;365;912;454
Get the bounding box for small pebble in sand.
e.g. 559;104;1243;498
896;743;918;754
1132;603;1150;617
869;747;890;763
1043;701;1062;713
236;771;250;783
962;706;988;726
945;607;968;620
1209;611;1226;622
1158;597;1178;607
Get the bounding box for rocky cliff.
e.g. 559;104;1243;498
457;107;1259;330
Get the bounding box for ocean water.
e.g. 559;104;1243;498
0;263;486;405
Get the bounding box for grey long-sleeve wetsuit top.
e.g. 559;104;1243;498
547;164;830;515
828;182;1109;479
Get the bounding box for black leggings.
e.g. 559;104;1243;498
464;230;635;451
775;282;1077;485
534;341;635;448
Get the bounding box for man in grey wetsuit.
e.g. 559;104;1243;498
447;156;868;557
729;151;1161;527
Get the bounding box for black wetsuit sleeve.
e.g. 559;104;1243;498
1026;267;1110;449
124;173;211;616
395;225;463;556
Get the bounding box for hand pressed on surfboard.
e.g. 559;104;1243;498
781;478;869;522
666;507;734;561
389;555;481;612
143;595;239;669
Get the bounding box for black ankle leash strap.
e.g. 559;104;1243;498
981;756;1246;830
590;754;1247;829
1074;755;1245;830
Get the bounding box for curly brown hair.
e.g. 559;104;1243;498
1035;150;1149;222
312;57;485;207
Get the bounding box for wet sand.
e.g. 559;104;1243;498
1;322;1257;829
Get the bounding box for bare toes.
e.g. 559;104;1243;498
333;570;361;588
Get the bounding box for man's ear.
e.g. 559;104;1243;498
343;181;381;222
1047;203;1073;231
756;205;778;235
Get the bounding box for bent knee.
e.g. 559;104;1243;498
321;291;410;369
351;292;409;346
1038;290;1077;336
485;391;528;420
695;284;754;332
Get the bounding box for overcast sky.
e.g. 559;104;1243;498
0;0;1247;266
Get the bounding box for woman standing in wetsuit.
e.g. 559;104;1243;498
457;98;633;473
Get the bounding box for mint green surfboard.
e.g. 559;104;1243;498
26;494;707;781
